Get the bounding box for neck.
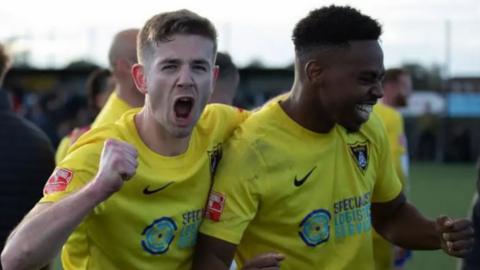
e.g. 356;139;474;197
281;80;335;134
134;108;191;156
116;81;144;108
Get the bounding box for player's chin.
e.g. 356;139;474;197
170;126;194;138
342;118;366;133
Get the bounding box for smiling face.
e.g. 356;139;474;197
312;40;385;132
135;34;217;138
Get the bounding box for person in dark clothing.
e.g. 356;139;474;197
0;43;55;252
459;159;480;270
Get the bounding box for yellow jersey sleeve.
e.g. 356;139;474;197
200;137;263;244
40;127;111;203
369;113;403;203
55;136;71;164
198;104;251;145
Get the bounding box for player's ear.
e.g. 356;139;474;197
305;60;325;85
132;63;147;95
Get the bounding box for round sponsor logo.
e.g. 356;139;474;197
141;217;177;255
299;209;331;247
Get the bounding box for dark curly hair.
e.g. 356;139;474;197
292;5;382;57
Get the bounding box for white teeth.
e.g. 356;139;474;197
356;104;372;113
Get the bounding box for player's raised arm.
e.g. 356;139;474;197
1;139;138;270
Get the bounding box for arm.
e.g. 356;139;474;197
193;233;284;270
1;139;138;270
193;233;236;270
372;192;474;257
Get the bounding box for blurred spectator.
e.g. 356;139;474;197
459;158;480;269
91;29;141;128
447;126;471;162
56;29;140;164
27;92;62;146
55;68;114;163
416;102;439;161
0;43;55;260
209;52;239;105
86;68;115;119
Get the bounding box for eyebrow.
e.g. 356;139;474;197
159;58;181;65
192;59;210;66
360;70;385;79
159;58;210;66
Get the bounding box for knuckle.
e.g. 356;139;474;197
112;159;124;169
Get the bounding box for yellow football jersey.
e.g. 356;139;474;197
91;91;132;129
55;136;71;164
373;103;408;188
41;104;249;270
200;101;402;270
372;103;409;270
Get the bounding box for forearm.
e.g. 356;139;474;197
192;253;231;270
373;202;440;250
1;180;108;270
192;233;235;270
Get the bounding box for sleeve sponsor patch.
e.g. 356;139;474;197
43;168;73;195
205;191;225;222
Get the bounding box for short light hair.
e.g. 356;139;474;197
137;9;217;66
382;68;410;86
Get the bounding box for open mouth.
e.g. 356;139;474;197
355;104;373;114
174;97;194;120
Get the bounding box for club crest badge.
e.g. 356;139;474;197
349;143;369;172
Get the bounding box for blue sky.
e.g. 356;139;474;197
1;0;480;76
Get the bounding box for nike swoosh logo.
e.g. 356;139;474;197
143;182;174;195
294;167;316;187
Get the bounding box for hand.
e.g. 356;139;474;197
94;139;138;198
436;215;474;257
241;252;285;270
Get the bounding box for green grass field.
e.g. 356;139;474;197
406;162;476;270
52;162;477;270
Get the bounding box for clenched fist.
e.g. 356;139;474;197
436;215;474;257
94;139;138;198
